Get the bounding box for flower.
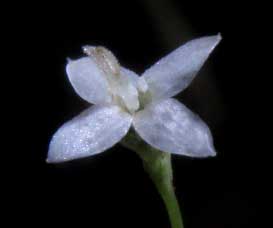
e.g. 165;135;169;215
47;34;221;163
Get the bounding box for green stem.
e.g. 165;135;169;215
121;130;184;228
142;152;184;228
154;172;184;228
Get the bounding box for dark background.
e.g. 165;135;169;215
5;0;265;227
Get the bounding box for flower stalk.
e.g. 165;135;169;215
122;130;184;228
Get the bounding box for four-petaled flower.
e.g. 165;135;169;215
47;34;221;163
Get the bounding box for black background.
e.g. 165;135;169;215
5;0;265;227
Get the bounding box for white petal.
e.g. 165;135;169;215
137;77;148;93
66;57;112;104
120;67;139;85
142;34;221;101
47;105;132;163
118;68;139;112
133;99;216;157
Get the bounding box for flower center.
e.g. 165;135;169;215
83;46;148;113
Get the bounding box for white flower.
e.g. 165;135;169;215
47;34;222;163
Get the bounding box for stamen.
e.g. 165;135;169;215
82;45;140;113
82;46;120;76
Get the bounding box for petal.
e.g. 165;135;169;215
133;99;216;157
66;57;112;104
118;68;139;112
121;67;148;93
120;67;139;84
142;34;221;101
47;105;132;163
